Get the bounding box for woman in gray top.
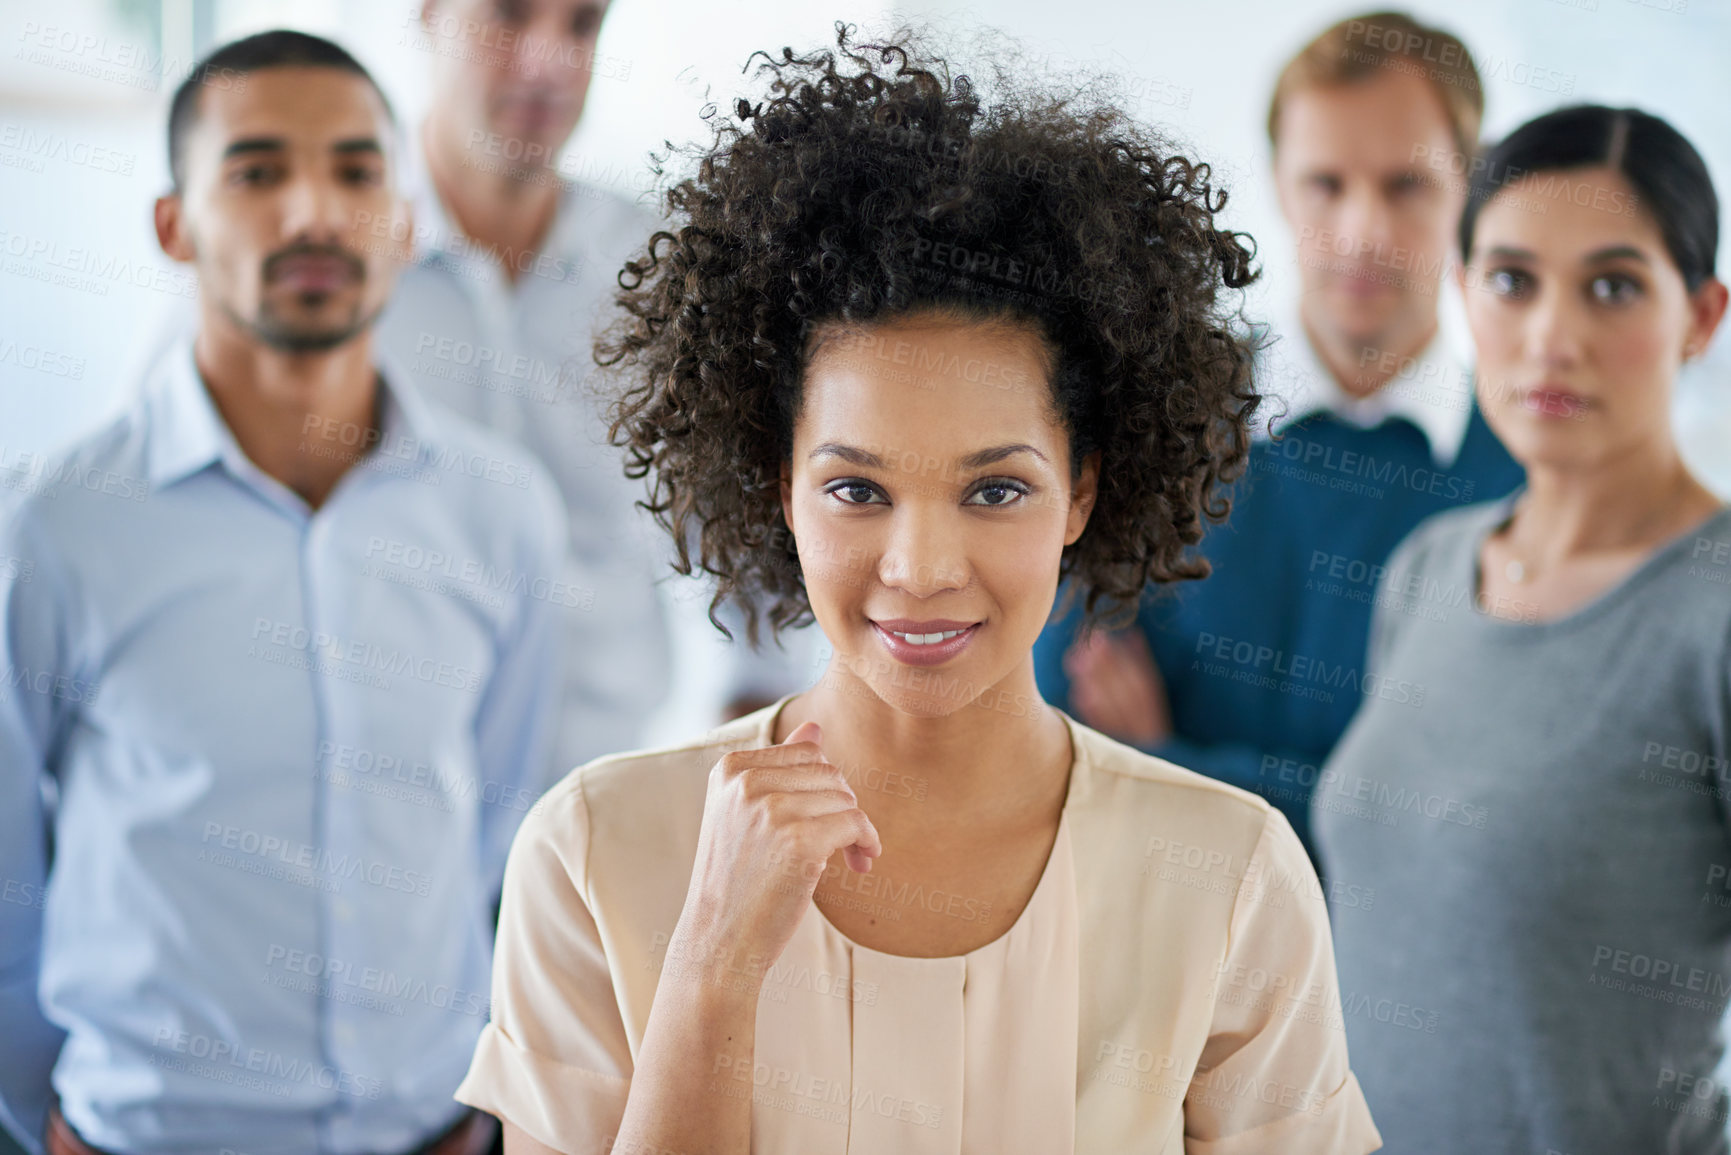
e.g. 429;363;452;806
1315;105;1731;1154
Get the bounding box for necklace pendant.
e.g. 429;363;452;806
1505;559;1527;583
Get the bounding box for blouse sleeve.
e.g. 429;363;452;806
1183;808;1382;1154
455;772;634;1155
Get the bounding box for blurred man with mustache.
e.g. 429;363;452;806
0;30;563;1155
1034;11;1525;865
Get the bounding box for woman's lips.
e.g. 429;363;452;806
870;621;981;668
1519;388;1590;418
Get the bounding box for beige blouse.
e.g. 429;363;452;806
455;695;1381;1153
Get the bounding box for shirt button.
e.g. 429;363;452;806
333;898;354;922
335;1022;356;1045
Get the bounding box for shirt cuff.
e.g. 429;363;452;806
455;1022;631;1155
1185;1069;1382;1155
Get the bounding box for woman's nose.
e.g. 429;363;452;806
876;507;970;596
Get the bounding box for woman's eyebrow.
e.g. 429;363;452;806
1479;245;1538;263
807;442;1047;469
958;443;1047;469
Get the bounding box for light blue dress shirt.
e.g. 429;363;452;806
0;340;566;1155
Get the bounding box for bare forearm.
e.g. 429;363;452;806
612;954;761;1155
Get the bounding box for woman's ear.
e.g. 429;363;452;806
1683;276;1729;362
1064;450;1101;546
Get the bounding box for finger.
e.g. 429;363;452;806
782;720;822;748
737;772;857;815
729;740;834;772
807;807;881;863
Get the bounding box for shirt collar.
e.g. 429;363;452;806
1261;304;1475;468
144;336;446;490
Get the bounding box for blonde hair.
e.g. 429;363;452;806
1267;11;1483;160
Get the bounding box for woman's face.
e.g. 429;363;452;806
1460;164;1721;472
781;314;1098;718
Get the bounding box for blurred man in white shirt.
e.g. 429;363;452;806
374;0;674;773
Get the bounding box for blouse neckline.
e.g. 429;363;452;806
1463;490;1731;640
756;692;1086;964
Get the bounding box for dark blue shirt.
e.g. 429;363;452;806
1033;406;1523;863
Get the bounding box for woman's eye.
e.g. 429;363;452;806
965;480;1029;507
1487;267;1534;300
827;480;884;506
1590;273;1642;305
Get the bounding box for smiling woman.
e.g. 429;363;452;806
452;21;1383;1155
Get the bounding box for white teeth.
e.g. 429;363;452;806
889;628;966;645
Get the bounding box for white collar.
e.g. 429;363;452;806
1259;302;1476;468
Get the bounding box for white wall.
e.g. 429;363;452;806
3;0;1727;746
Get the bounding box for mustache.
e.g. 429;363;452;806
262;243;365;284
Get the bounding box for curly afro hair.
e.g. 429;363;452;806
595;22;1264;648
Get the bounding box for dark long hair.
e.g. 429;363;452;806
1459;105;1718;291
